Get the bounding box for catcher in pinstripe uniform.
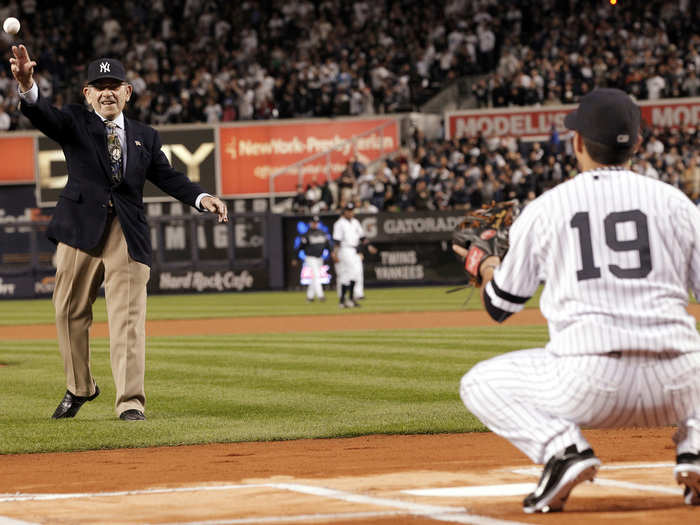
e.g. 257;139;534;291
453;89;700;513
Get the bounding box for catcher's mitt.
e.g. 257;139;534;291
452;200;519;285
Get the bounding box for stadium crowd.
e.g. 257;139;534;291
0;0;697;130
1;1;698;213
471;0;700;108
286;123;700;214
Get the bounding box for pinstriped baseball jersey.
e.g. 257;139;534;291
332;216;364;248
333;215;365;286
485;168;700;355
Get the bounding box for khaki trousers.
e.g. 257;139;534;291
52;215;150;415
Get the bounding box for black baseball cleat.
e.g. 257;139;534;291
119;409;146;421
674;452;700;505
52;385;100;419
523;445;600;514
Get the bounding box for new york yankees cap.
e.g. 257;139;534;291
311;215;320;222
564;88;641;149
344;202;355;211
86;58;127;84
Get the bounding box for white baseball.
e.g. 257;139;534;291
3;17;20;35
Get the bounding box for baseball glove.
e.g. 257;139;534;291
452;200;519;285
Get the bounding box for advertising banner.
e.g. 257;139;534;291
364;241;465;285
640;98;700;129
282;211;469;288
0;275;34;298
219;118;399;196
446;105;569;141
36;126;217;206
149;267;268;294
146;204;266;268
357;210;467;243
0;135;34;185
0;186;54;275
446;97;700;141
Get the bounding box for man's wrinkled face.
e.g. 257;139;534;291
82;79;132;120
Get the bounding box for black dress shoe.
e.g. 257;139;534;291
119;409;146;421
52;385;100;419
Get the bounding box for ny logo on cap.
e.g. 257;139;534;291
617;134;630;143
99;62;111;73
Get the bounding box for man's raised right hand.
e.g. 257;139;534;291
9;44;36;93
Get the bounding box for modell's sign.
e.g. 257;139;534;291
641;98;700;128
219;118;399;196
446;97;700;140
446;106;569;141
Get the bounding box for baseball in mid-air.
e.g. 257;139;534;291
3;17;20;35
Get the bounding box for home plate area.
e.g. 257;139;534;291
0;462;689;525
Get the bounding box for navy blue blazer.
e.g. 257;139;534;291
21;95;207;267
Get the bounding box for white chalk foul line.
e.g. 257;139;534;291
154;510;410;525
270;483;530;525
0;483;268;503
593;478;682;495
271;482;465;515
404;462;683;501
404;483;536;497
0;517;40;525
511;461;683;496
601;463;676;470
512;462;675;477
1;482;530;525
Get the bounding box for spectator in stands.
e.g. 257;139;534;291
2;0;699;129
336;166;356;207
0;103;10;131
684;154;700;197
683;70;700;97
2;0;700;217
291;184;309;214
355;198;378;214
448;176;470;209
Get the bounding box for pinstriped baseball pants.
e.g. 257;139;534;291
460;349;700;464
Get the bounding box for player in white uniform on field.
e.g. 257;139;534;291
455;88;700;513
332;202;375;308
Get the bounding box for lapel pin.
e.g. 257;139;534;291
135;140;142;147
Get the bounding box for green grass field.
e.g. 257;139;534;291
0;286;549;454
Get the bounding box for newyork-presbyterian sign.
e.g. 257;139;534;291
219;118;399;196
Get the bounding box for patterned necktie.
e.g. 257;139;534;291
105;121;123;184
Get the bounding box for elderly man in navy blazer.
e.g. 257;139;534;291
10;45;228;421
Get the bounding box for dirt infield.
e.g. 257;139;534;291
1;305;697;340
1;306;700;524
0;308;550;340
0;429;693;524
